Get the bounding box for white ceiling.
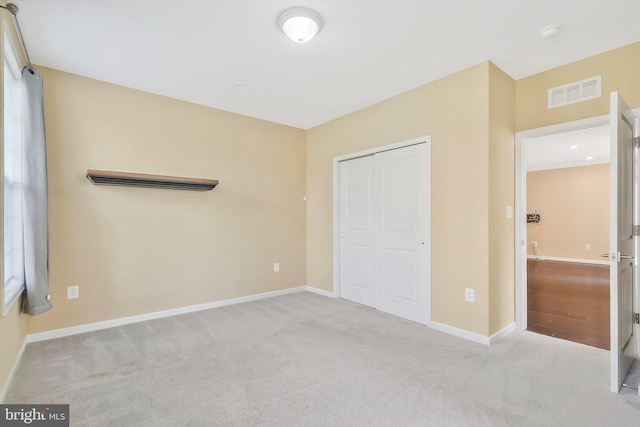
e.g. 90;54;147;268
525;125;610;172
12;0;640;129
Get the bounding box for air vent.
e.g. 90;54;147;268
548;76;601;109
87;170;218;191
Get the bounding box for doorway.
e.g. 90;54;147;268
524;125;611;349
515;115;611;331
515;101;640;394
334;136;431;325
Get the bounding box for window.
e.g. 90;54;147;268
3;34;24;311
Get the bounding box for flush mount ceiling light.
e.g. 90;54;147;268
278;7;323;43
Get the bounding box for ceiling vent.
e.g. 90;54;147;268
548;76;602;108
548;76;601;109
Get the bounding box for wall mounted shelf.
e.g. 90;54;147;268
86;170;218;191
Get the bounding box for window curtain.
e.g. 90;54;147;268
21;67;51;316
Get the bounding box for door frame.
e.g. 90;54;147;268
333;135;432;324
515;111;640;333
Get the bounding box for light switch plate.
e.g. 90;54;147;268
67;285;79;300
465;288;475;303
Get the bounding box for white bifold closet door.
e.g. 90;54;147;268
339;143;430;324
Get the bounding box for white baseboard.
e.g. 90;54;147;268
305;286;338;298
430;321;491;346
489;322;516;345
527;255;608;265
26;286;309;344
0;338;27;403
430;321;517;346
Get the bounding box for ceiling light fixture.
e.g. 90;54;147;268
569;145;578;149
278;7;323;43
539;25;561;39
586;156;593;160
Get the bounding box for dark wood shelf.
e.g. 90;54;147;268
86;170;218;191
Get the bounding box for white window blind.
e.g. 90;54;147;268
3;36;24;308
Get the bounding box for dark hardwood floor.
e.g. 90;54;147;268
527;259;610;350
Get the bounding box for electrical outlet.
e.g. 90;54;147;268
506;206;513;219
585;243;591;250
273;263;280;273
465;288;475;303
67;285;79;300
532;241;538;247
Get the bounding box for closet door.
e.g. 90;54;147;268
374;144;429;324
339;155;376;307
339;143;430;324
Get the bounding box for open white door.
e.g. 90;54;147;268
610;91;638;393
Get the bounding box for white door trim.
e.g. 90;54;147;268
514;111;640;331
333;135;431;323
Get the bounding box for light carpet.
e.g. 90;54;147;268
6;292;640;426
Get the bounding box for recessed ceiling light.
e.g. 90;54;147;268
278;7;323;43
569;145;578;149
586;156;593;160
540;25;561;39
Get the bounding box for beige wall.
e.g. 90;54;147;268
527;164;609;260
0;303;26;399
307;62;514;336
516;42;640;131
27;68;307;333
488;63;515;334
